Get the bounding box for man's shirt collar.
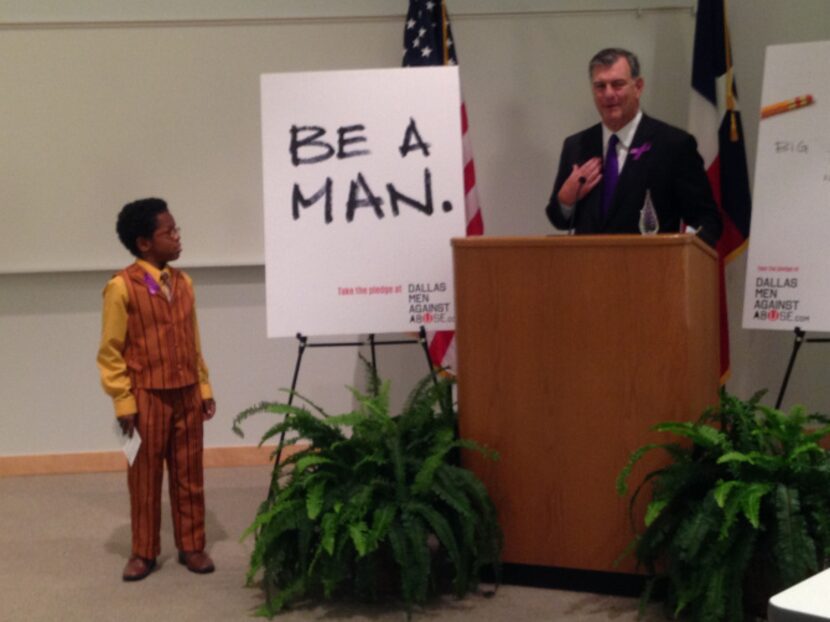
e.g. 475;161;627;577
602;110;643;151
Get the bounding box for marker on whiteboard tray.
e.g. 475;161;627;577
760;94;814;119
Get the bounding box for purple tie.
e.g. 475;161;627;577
601;134;619;217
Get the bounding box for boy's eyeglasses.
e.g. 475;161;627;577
156;227;181;239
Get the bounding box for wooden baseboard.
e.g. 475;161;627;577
0;444;305;477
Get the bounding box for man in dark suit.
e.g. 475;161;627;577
545;48;721;247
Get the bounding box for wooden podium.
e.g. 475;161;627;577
452;234;720;573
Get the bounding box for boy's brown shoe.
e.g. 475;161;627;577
122;556;156;581
178;550;215;574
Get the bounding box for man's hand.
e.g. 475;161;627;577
202;398;216;421
557;158;603;206
118;414;137;438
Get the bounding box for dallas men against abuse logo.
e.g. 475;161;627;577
407;282;452;324
752;268;809;323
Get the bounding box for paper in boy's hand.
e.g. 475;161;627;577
122;430;141;466
113;420;142;466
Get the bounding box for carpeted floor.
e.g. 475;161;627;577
0;465;665;621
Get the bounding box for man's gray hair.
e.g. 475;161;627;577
589;48;641;79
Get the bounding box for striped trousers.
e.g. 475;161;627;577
129;385;206;559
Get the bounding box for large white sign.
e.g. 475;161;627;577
742;41;830;331
261;67;466;338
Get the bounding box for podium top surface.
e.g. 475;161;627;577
451;233;717;259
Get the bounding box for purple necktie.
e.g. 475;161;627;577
601;134;619;217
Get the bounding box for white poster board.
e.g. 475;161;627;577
742;40;830;331
261;67;465;338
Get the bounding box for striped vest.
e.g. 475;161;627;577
121;263;199;390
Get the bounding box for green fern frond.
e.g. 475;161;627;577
436;467;488;516
349;521;370;557
256;410;344;450
358;354;381;397
411;427;454;494
696;564;726;622
320;411;370;428
652;421;727;450
320;510;338;556
306;481;326;520
454;437;500;461
403;514;431;604
615;442;664;495
431;468;474;520
232;400;283;437
713;480;771;537
241;497;304;541
276;388;332;419
740;482;774;529
369;502;397;546
400;372;439;413
245;499;306;582
257;422;290;448
644;499;669;527
716;451;754;465
254;575;307;617
713;479;740;509
789;441;825;462
348;380;392;420
747;388;769;405
387;521;413;605
408;500;462;569
295;454;334;475
771;484;818;588
673;493;721;562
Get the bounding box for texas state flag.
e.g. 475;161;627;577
688;0;752;382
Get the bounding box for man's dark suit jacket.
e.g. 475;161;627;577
545;114;722;247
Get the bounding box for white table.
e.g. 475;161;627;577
769;568;830;621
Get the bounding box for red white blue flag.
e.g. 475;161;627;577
403;0;484;370
688;0;752;382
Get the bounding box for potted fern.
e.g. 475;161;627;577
232;368;502;617
616;390;830;621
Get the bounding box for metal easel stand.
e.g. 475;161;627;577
775;327;830;409
271;326;443;472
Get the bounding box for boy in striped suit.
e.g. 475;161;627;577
97;198;216;581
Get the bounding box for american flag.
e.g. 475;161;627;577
403;0;484;370
688;0;752;383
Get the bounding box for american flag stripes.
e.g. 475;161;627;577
403;0;483;370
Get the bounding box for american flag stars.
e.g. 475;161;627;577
402;0;457;67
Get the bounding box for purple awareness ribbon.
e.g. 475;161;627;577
630;142;652;160
143;272;161;296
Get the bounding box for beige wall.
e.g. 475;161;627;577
1;1;829;460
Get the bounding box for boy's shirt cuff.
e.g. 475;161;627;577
200;383;213;401
114;396;138;418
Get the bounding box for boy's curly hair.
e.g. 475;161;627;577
116;198;168;258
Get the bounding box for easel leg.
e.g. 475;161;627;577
368;334;379;394
775;327;806;409
369;333;378;374
418;326;439;387
270;333;308;499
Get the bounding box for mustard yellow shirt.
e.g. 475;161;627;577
96;259;213;418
